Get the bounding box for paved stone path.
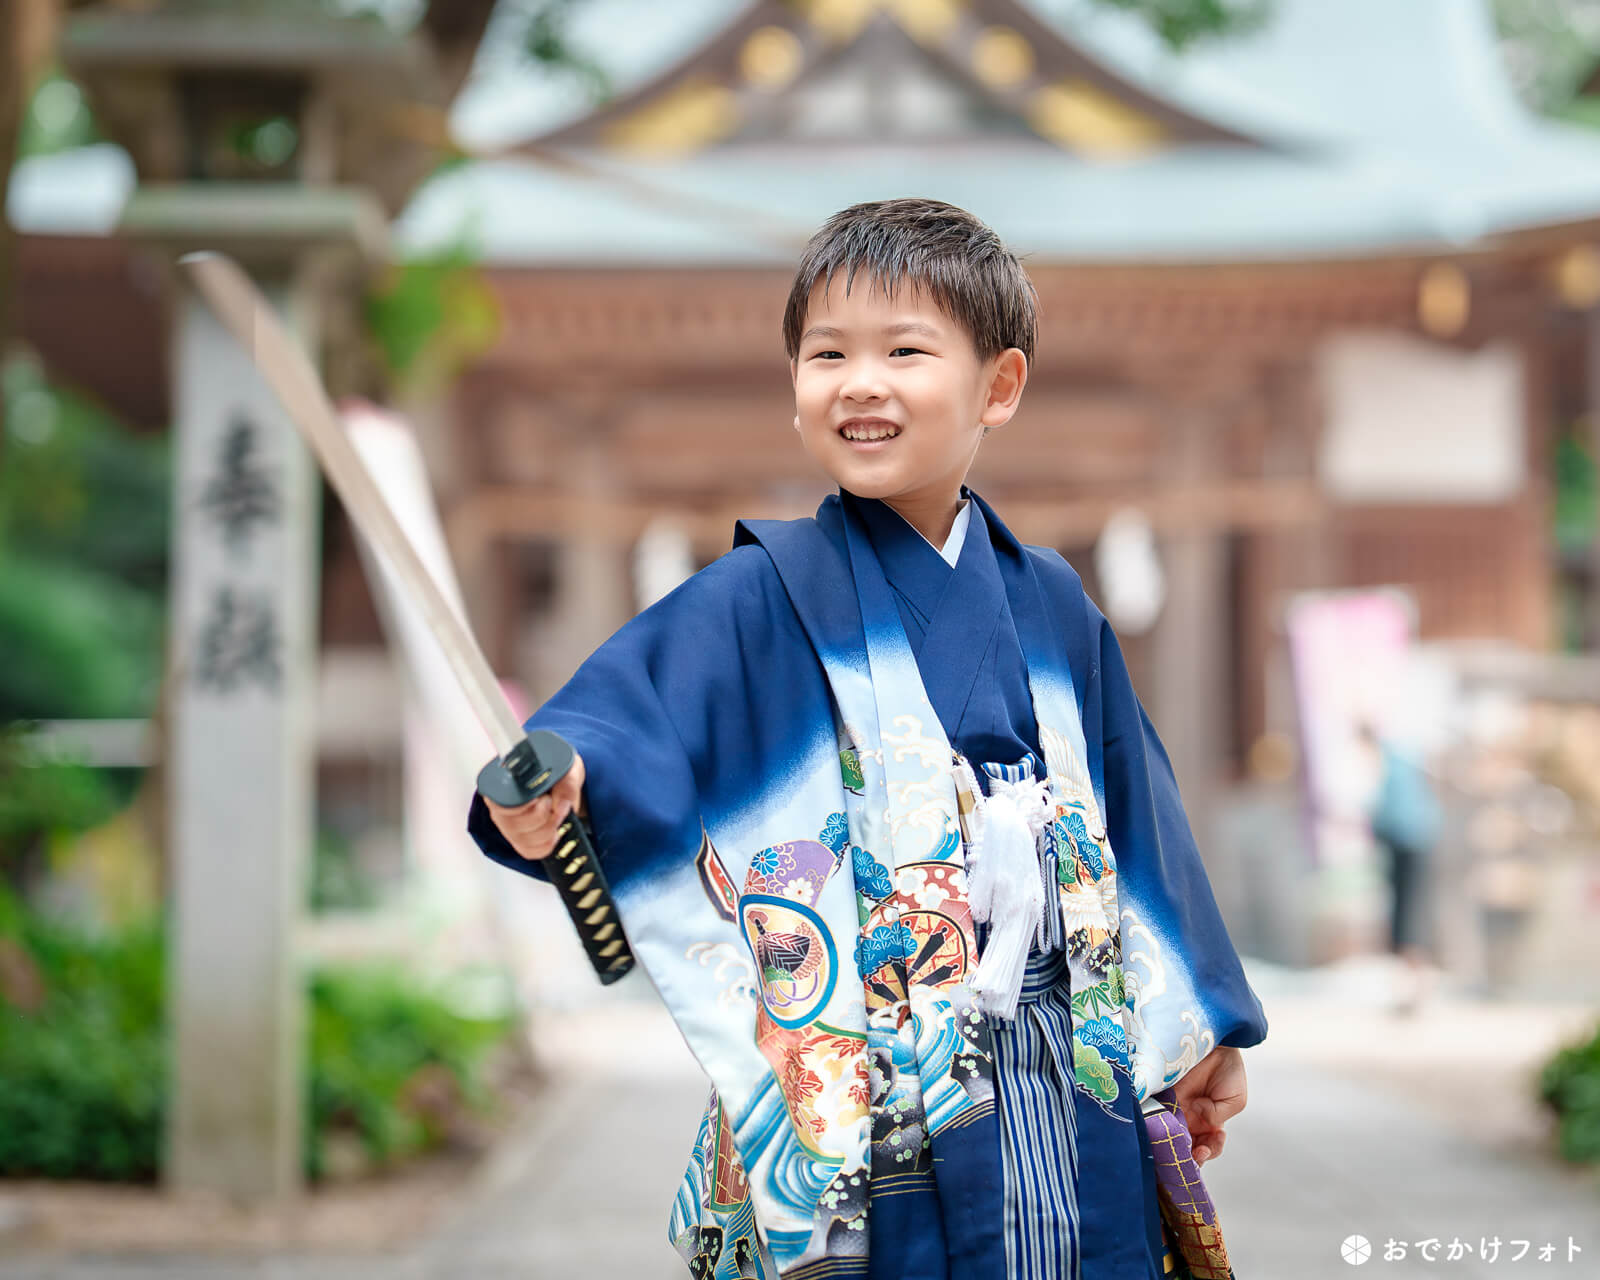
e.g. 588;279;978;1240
3;958;1596;1279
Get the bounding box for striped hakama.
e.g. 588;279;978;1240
989;944;1178;1280
991;947;1082;1279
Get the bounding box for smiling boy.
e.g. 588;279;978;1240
473;198;1267;1280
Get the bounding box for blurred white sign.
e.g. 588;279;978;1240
1316;332;1523;502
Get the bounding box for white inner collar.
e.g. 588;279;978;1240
900;498;970;567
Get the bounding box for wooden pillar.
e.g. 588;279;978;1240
1258;355;1331;731
1150;417;1228;838
1588;310;1600;649
1140;360;1257;866
523;438;635;701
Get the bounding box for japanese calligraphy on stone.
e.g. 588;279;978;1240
193;586;282;694
198;413;279;558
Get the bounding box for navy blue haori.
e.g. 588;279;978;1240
470;485;1267;1279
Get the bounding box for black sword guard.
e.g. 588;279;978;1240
476;729;635;985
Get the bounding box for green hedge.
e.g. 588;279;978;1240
1540;1020;1600;1165
306;965;512;1180
0;915;165;1180
0;908;516;1182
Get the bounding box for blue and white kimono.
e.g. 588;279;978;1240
469;486;1268;1280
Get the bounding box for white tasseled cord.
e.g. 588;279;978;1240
965;772;1054;1022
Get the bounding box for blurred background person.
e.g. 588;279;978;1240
1358;718;1444;1017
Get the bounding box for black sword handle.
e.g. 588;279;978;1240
476;729;635;985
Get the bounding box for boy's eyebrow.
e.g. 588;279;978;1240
800;321;944;343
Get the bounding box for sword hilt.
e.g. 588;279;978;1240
476;729;635;985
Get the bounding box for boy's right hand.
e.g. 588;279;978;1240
482;751;587;861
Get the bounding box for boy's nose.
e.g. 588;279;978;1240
840;371;890;402
838;377;889;403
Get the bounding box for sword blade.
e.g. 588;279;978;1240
180;251;524;759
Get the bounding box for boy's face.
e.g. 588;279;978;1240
789;274;1026;512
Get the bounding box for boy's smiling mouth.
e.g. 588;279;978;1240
839;417;902;443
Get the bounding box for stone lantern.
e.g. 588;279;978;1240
64;1;424;1204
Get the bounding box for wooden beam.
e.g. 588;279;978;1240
444;480;1327;566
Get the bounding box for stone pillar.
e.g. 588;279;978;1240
166;274;318;1201
64;0;421;1209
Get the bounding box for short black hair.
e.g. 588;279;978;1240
782;197;1039;366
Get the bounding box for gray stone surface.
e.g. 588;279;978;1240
4;965;1597;1279
166;282;320;1204
1209;958;1600;1278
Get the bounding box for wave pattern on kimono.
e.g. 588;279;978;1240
468;488;1268;1280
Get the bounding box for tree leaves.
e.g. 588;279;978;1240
1074;0;1274;51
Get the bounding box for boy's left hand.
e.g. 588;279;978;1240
1169;1045;1248;1167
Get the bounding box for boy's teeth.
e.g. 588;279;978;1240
843;425;900;440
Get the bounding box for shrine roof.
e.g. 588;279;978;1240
16;0;1600;265
403;0;1600;265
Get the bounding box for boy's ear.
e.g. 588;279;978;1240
979;348;1028;430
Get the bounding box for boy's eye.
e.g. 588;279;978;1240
808;347;923;360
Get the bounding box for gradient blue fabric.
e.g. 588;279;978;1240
468;486;1267;1279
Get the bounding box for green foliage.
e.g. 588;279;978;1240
0;553;165;722
364;242;501;399
0;729;121;850
1553;427;1596;557
0;901;165;1181
1559;96;1600;128
306;965;513;1179
1494;0;1600;113
521;0;613;97
0;356;169;723
0;905;515;1184
1074;0;1273;50
1539;1020;1600;1164
1;356;170;588
309;825;381;912
17;72;100;163
224;115;301;173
